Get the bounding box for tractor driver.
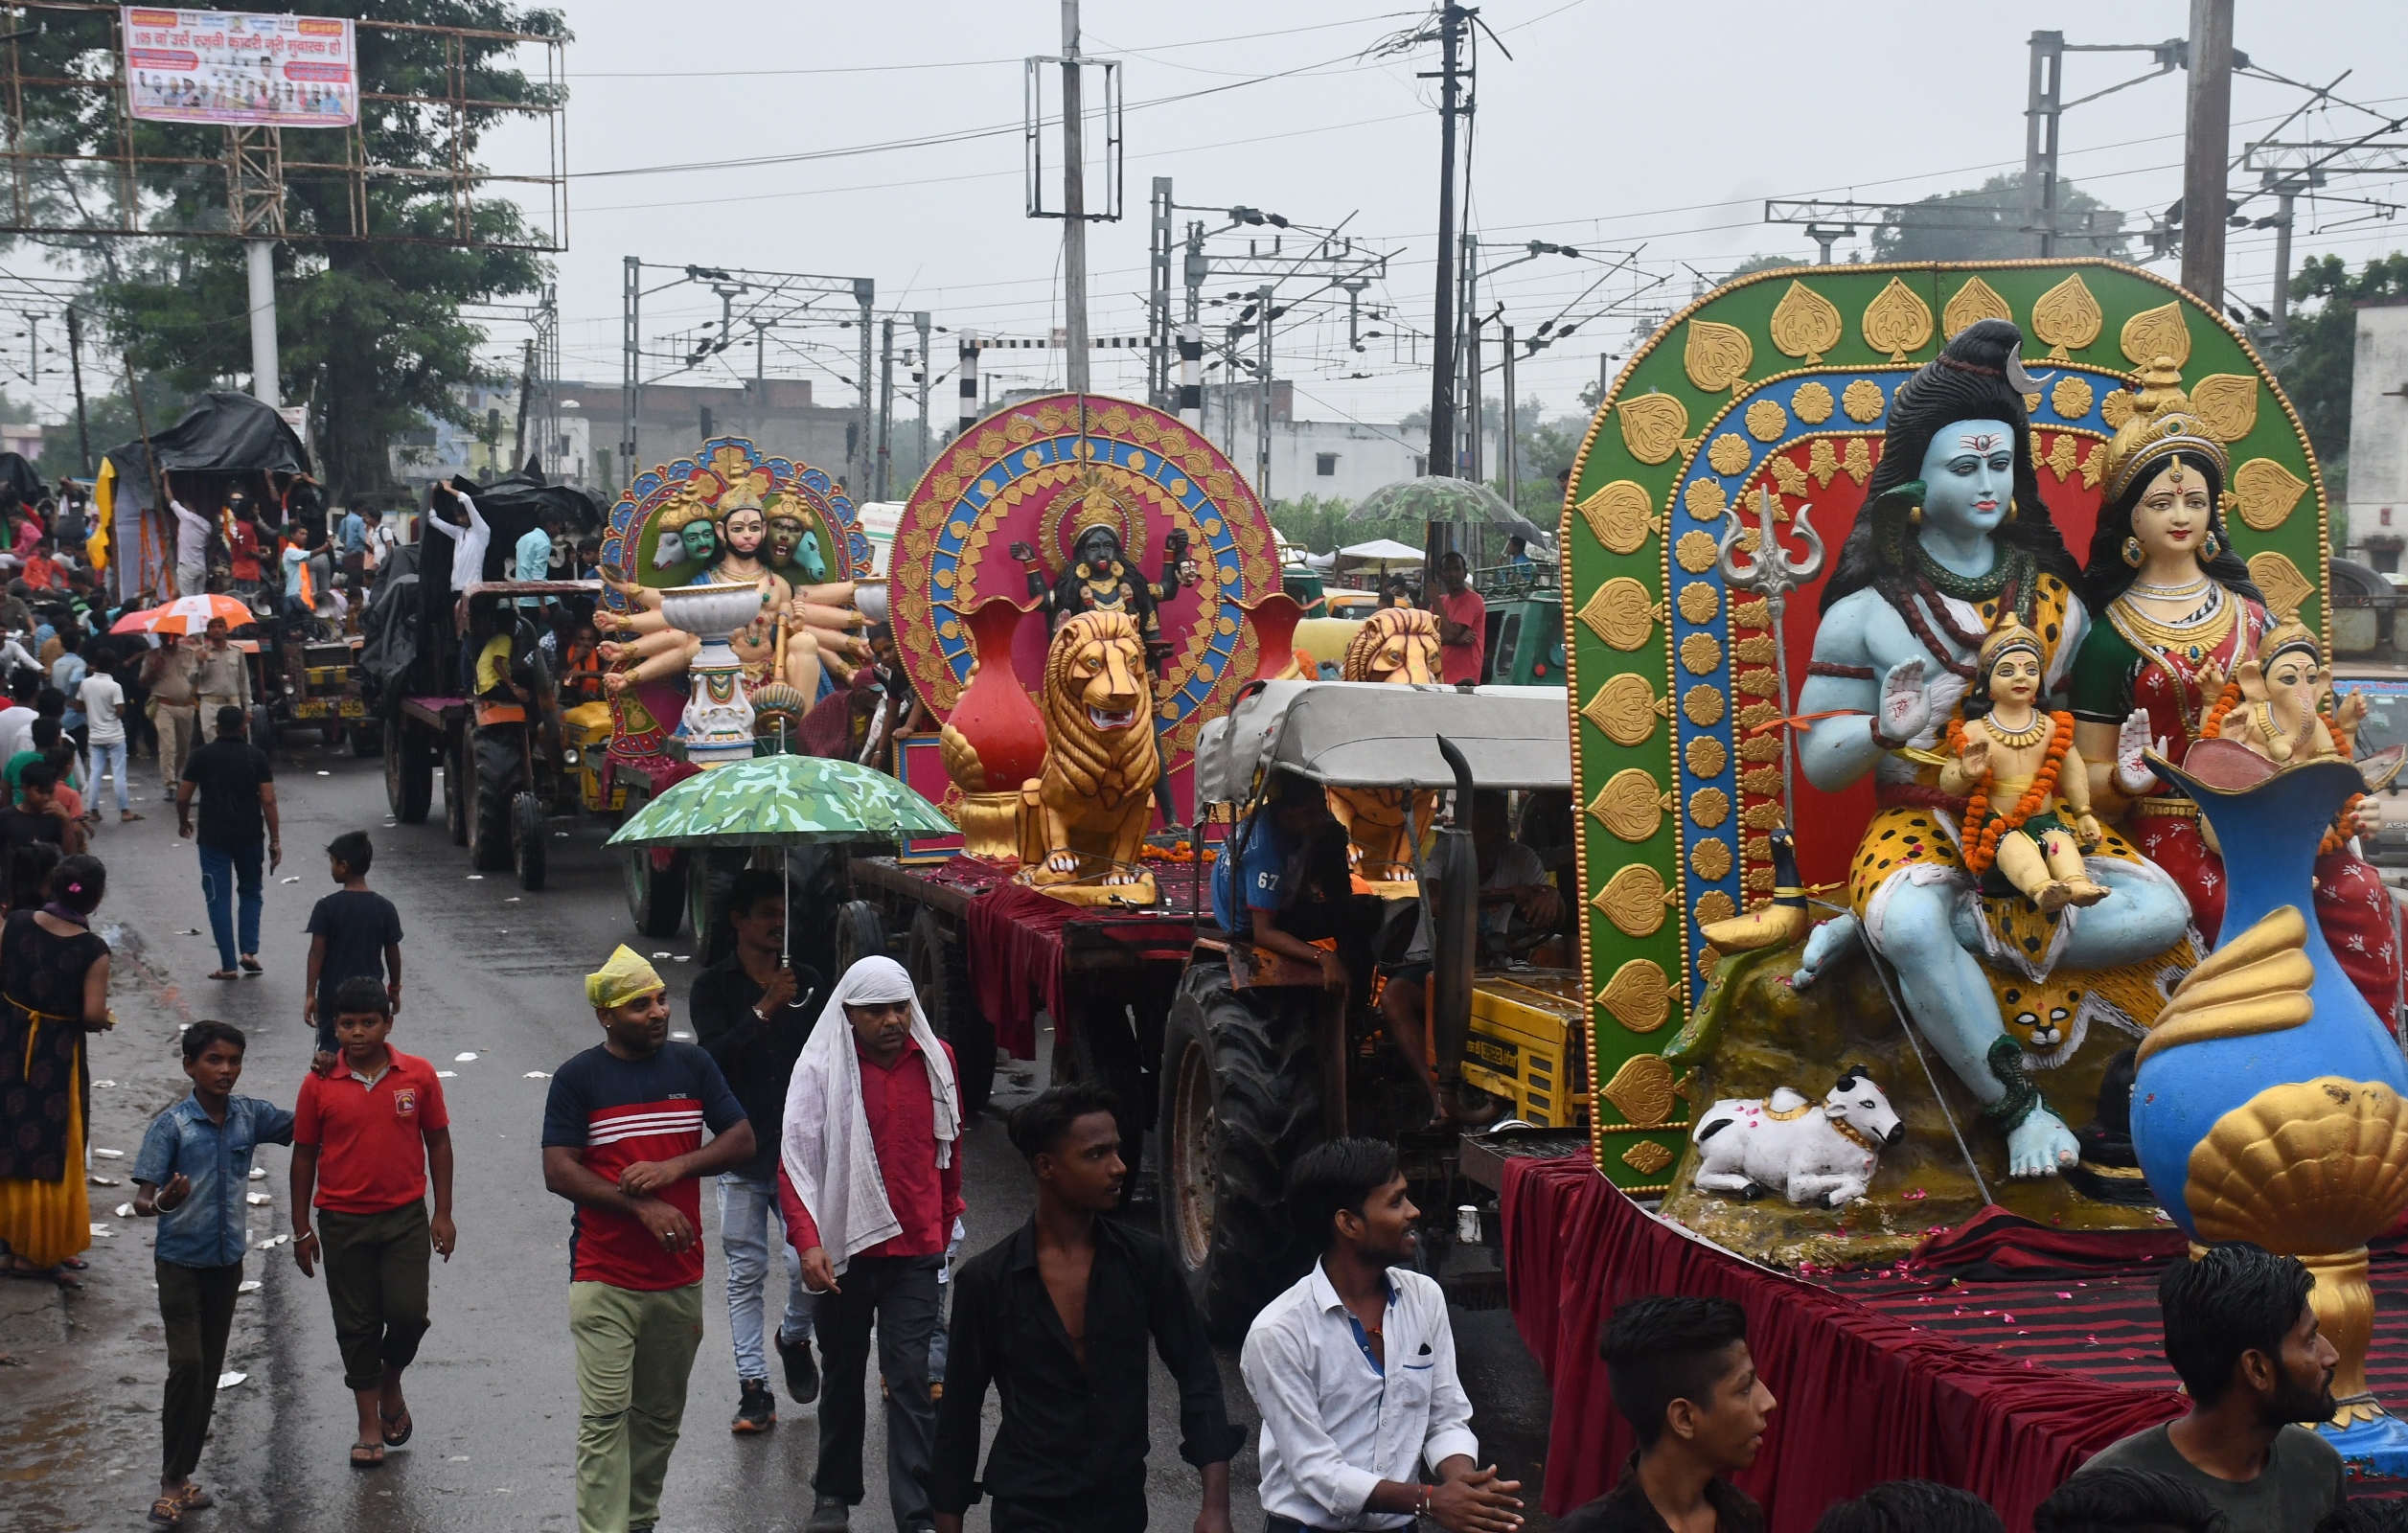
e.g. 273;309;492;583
1211;769;1366;993
1377;790;1564;1126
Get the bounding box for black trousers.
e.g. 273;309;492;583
994;1481;1151;1533
157;1259;242;1481
814;1253;942;1527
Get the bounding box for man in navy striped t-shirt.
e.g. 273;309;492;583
543;946;753;1533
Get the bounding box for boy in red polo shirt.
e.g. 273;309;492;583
289;974;457;1470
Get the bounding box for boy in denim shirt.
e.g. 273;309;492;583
131;1021;293;1529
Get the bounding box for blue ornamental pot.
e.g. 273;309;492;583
2134;737;2408;1466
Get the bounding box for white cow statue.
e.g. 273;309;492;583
1690;1067;1904;1208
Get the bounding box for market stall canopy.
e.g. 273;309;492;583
101;391;310;515
1348;474;1552;548
1330;538;1426;574
1194;678;1571;803
604;753;955;848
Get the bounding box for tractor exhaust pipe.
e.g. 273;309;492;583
1429;736;1479;1096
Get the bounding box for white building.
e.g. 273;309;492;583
1199;380;1490;506
2347;296;2408;573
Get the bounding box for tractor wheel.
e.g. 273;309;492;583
833;900;888;976
1158;961;1325;1341
513;791;548;891
907;908;994;1119
469;730;519;872
385;721;432;824
443;739;469;847
623;845;689;938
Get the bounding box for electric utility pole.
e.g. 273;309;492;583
1426;5;1469;479
879;316;896;500
1061;0;1089;392
2182;0;2236;305
914;310;932;478
64;307;90;475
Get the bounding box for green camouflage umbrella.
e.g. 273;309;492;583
605;753;955;850
1349;475;1551;546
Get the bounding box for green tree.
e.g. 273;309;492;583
2277;253;2408;484
1870;172;2129;263
17;3;563;500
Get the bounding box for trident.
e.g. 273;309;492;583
1716;484;1825;819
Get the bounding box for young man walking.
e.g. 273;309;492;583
1241;1138;1524;1533
1559;1295;1776;1533
129;1022;293;1529
934;1083;1236;1533
689;867;823;1431
289;976;457;1470
176;704;279;980
542;946;754;1533
2076;1242;2347;1533
302;831;404;1067
779;954;963;1533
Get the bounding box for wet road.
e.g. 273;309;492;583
0;738;1560;1533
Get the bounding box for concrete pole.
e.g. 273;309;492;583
856;280;875;494
1178;322;1203;431
1254;284;1273;506
1427;4;1464;478
1502;326;1518;512
2271;190;2297;333
878;316;896;500
1463;235;1482;482
1061;0;1089;393
958;331;979;442
245;239;279;407
2181;0;2235;306
2025;32;2064;258
914;310;931;478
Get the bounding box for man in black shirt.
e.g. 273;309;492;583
690;867;825;1432
1559;1296;1772;1533
176;705;281;981
933;1083;1236;1533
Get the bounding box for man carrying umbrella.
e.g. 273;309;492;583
193;616;251;722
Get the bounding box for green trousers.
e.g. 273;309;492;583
569;1279;704;1533
316;1201;430;1391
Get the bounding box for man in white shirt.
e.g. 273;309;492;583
80;666;134;821
170;498;213;598
1241;1139;1524;1533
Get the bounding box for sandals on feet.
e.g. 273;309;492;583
238;956;263;974
350;1442;385;1469
379;1407;413;1447
175;1486;214;1511
147;1493;183;1527
205;971;239;982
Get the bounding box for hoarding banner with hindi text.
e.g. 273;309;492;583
121;8;357;127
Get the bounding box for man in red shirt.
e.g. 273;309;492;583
779;956;963;1533
1432;550;1487;685
289;975;457;1469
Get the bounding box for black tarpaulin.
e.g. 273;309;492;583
102;391;310;515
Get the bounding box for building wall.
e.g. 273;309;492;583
2347;299;2408;571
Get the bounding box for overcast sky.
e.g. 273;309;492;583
22;1;2408;449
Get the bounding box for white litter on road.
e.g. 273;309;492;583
454;1052;478;1062
245;1192;271;1206
436;1070;456;1078
316;770;331;776
257;1232;289;1249
248;1167;265;1181
670;1031;693;1041
280;876;301;883
467;874;484;881
237;1280;261;1294
114;1202;135;1218
523;1070;550;1080
216;1372;245;1389
92;1078;117;1088
88;1174;119;1187
89;1223;111;1237
92;1147;124;1159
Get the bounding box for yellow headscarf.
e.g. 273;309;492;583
585;945;666;1009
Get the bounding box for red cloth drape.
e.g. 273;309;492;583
965;881;1080;1061
1500;1156;2184;1532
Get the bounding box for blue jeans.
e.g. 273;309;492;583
88;740;128;814
717;1172;813;1385
197;841;264;972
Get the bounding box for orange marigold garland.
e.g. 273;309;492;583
1952;710;2076;877
2197;680;2242;741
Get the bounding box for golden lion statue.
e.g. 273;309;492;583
1331;606;1444;896
1019;610;1161;905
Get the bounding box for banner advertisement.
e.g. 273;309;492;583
122;9;358;127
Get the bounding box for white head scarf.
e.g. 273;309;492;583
778;955;961;1272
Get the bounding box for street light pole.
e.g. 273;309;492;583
1426;5;1466;479
1061;0;1089;393
2182;0;2236;305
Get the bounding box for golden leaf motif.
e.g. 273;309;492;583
1807;438;1840;487
1731;596;1770;629
1004;416;1038;445
1685;319;1754;394
1021;448;1043;470
1589;768;1670;842
1690;837;1732;881
1843;437;1873;485
1696;890;1737;925
1738;700;1779;732
1766;455;1809;499
1743;866;1775;894
2121;302;2193;369
1769;281;1844;361
1620;1140;1676;1177
1941;275;2012;337
1695;947;1720;984
2190;374;2260;442
2231;458;2309;532
1596;958;1672;1033
1680;633;1723;675
1792;382;1835;424
2099;387;2137;430
1676;581;1721;624
1744;399;1789;443
1861;277;1934;361
1683;684;1726;726
2031;274;2103;358
2080;441;2103;489
1579;577;1662;651
1706;433;1753;476
1601;1052;1678;1127
2248;552;2315;621
1737;732;1781;763
1594;864;1672;939
1841;379;1887;423
1579;480;1660;554
1582;672;1669;746
1674;531;1720;573
1684;478;1729;524
1735;666;1778;699
1742;802;1787;830
1746;835;1773;864
1740;766;1783;797
1733;634;1777;665
975;428;1007;455
1686;735;1728;777
2051;377;2096;420
1617;394;1690;464
2046;432;2079;481
1689;787;1731;828
2023;390;2044;415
